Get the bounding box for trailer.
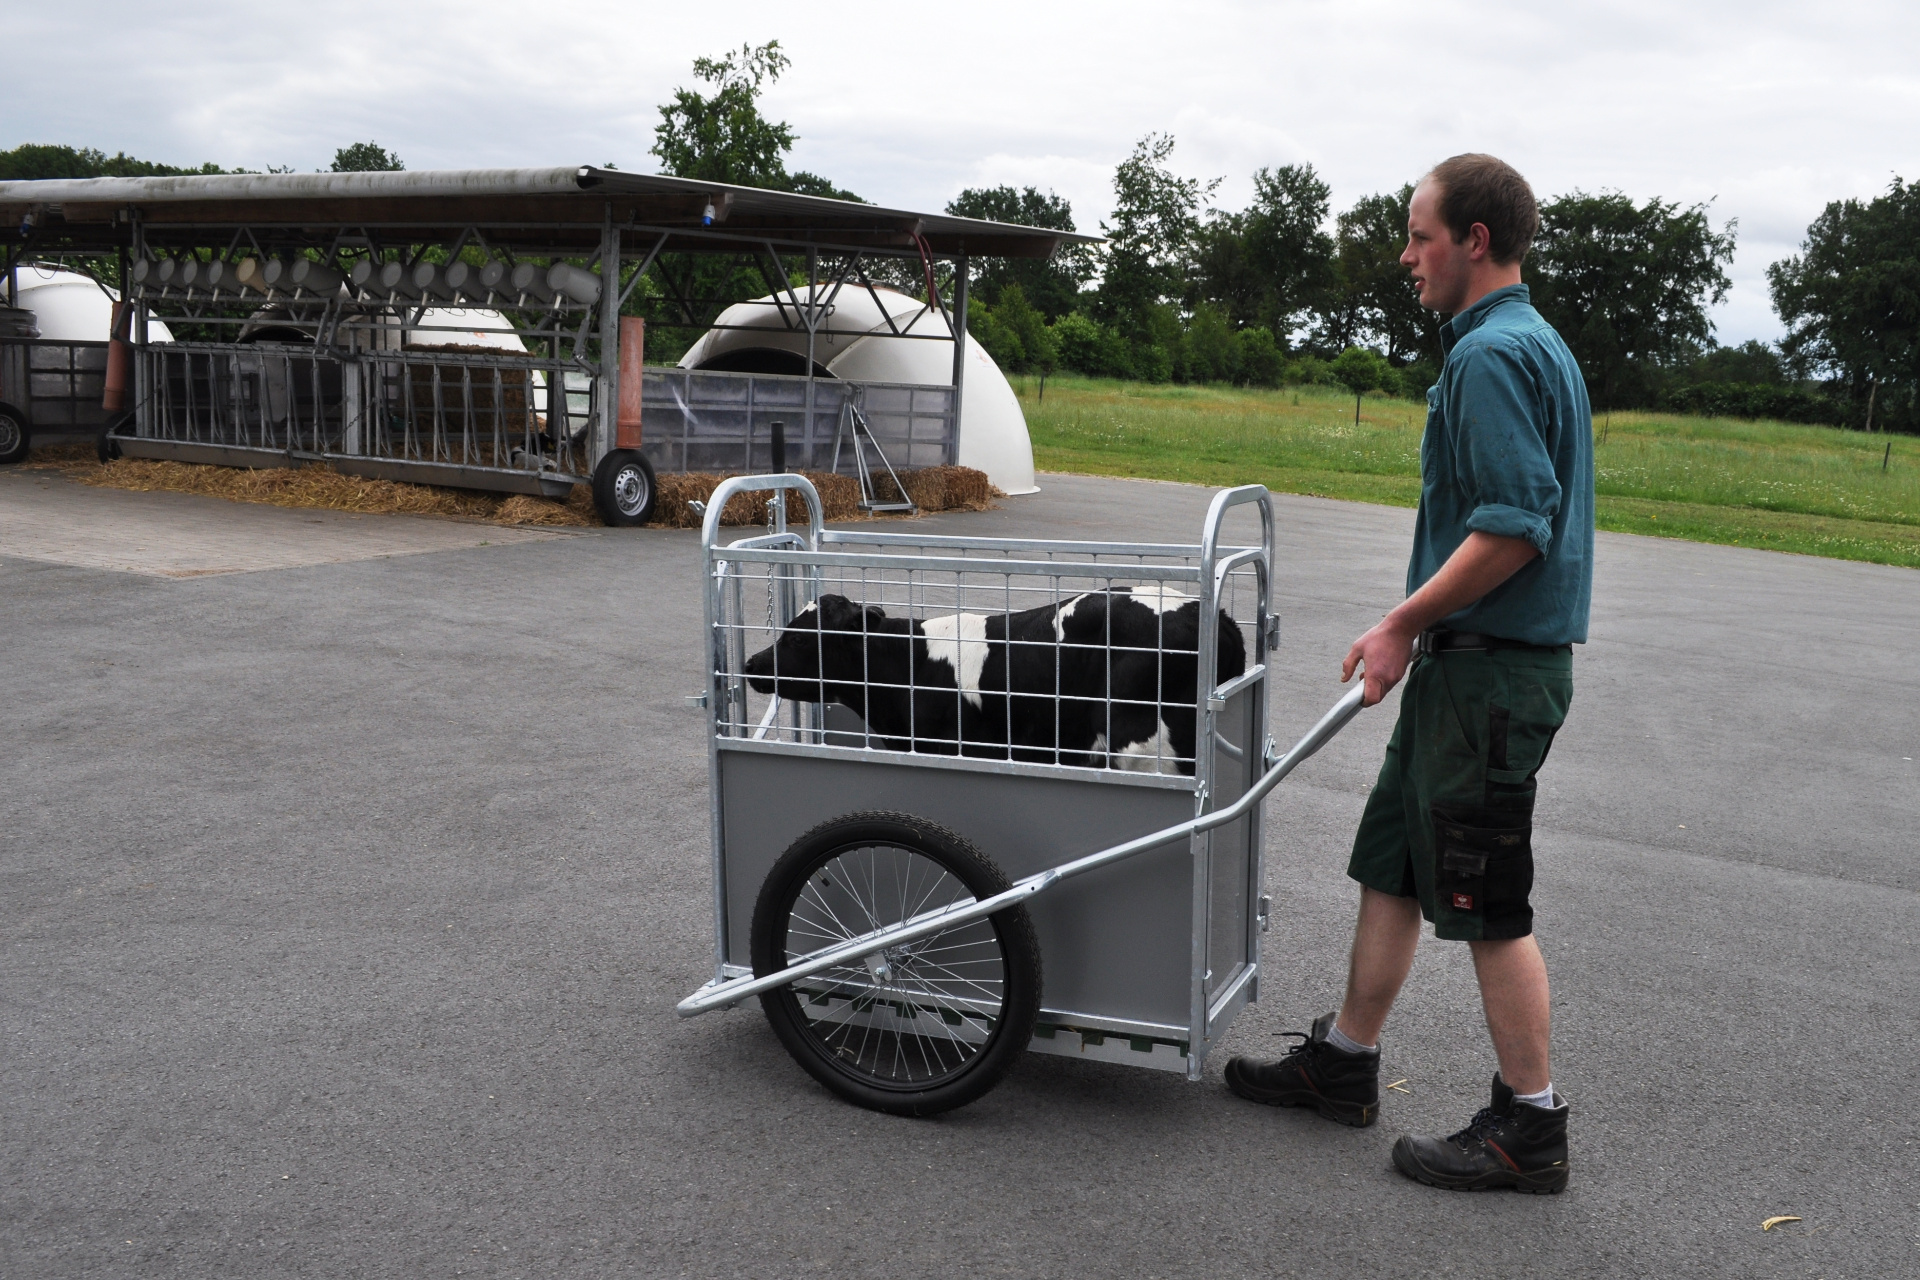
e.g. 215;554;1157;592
675;475;1365;1114
0;168;1091;519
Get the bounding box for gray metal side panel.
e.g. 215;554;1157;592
716;750;1197;1029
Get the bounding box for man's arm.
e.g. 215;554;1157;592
1341;531;1539;706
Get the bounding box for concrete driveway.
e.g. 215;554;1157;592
3;469;1915;1278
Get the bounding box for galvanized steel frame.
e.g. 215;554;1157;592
678;476;1365;1083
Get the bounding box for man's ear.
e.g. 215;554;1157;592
1467;221;1494;261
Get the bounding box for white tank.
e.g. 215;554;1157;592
405;307;529;353
12;265;176;342
680;285;1038;495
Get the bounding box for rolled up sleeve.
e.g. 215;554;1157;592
1451;343;1562;556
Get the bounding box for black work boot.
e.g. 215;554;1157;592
1224;1012;1380;1127
1391;1075;1570;1194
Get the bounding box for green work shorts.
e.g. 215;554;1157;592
1347;647;1573;941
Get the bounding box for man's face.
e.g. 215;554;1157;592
1402;181;1473;313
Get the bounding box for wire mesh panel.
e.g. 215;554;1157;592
643;368;954;475
22;341;111;432
707;528;1266;780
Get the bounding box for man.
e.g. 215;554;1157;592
1226;154;1593;1194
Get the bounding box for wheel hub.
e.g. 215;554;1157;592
613;467;647;514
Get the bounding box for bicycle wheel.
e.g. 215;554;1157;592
750;811;1041;1116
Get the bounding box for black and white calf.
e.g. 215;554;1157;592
741;585;1246;774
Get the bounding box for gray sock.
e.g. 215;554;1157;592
1326;1020;1377;1055
1513;1083;1557;1109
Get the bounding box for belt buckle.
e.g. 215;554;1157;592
1415;630;1435;657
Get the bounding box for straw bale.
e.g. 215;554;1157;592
27;442;992;531
649;466;997;527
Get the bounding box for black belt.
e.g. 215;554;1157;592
1416;629;1571;656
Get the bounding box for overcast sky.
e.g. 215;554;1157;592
11;0;1918;344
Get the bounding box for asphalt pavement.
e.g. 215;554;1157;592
4;469;1915;1278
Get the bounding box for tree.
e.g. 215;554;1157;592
1094;133;1217;338
1316;186;1441;367
0;144;224;180
1527;191;1736;411
1331;346;1390;425
945;185;1091;318
1768;177;1920;432
331;142;403;172
650;40;857;200
1192;163;1334;342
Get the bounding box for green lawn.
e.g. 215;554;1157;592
1012;376;1920;569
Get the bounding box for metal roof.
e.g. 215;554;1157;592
0;166;1097;260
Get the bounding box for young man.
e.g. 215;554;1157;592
1226;154;1594;1194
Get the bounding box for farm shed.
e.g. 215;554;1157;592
0;168;1092;521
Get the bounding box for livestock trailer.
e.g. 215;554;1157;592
676;475;1364;1114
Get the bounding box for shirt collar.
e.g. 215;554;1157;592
1441;283;1529;355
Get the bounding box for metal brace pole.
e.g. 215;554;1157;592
951;249;969;467
596;206;621;468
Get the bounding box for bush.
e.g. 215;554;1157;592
1181;304;1239;384
1282;354;1334;386
993;283;1056;374
1236;327;1284;387
1661;381;1842;425
1395;358;1439;400
967;303;1025;372
1051;312;1133;378
1133;342;1175;383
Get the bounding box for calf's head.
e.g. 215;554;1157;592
743;594;888;703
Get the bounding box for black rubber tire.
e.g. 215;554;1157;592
0;406;29;465
750;811;1041;1116
590;448;656;526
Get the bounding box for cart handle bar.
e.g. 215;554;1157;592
675;684;1367;1017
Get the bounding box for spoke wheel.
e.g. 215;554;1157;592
751;812;1041;1116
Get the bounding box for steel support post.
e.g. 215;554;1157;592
803;247;818;476
951;250;969;466
595;208;621;468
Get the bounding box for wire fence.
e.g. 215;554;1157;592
709;532;1263;776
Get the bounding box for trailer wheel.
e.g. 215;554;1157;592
0;407;28;465
591;449;656;526
751;811;1041;1116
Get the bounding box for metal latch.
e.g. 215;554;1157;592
686;691;709;708
1257;894;1272;933
1262;736;1279;772
1264;613;1280;649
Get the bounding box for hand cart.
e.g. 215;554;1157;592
676;475;1365;1114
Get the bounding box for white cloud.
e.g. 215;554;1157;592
9;0;1918;343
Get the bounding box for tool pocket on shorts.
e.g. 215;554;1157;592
1431;806;1535;939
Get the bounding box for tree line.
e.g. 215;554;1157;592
953;134;1915;433
7;39;1913;433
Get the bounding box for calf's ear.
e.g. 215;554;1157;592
816;594;861;629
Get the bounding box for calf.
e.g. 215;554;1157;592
741;585;1246;774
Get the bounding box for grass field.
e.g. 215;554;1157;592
1013;376;1920;569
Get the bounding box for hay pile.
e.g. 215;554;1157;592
651;465;1000;528
27;443;996;529
37;447;596;527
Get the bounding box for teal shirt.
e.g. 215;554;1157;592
1410;284;1594;645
